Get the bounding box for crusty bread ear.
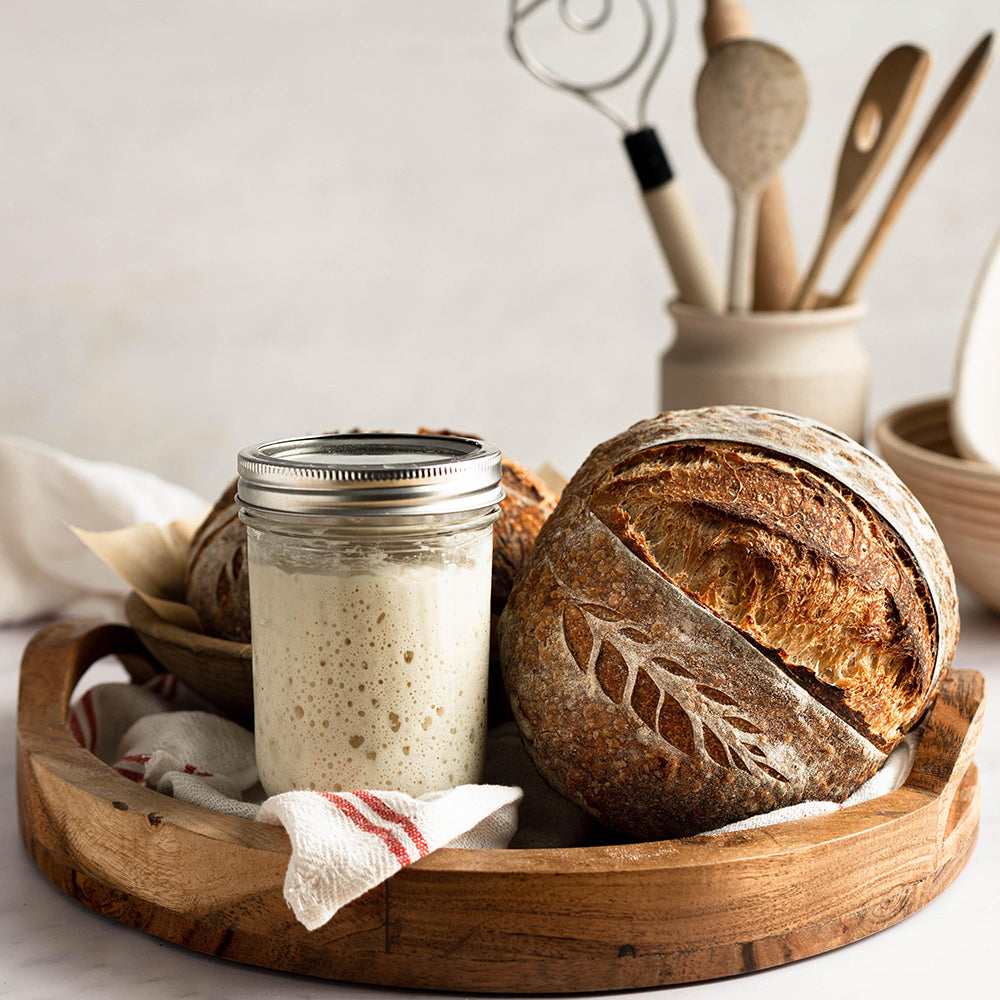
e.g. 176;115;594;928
500;407;958;840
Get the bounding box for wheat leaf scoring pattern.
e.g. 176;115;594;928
658;692;697;755
724;715;763;734
652;656;697;680
620;627;654;644
580;603;628;622
595;640;629;704
562;603;594;672
703;727;731;768
630;667;661;729
757;762;790;784
558;601;789;785
696;685;740;707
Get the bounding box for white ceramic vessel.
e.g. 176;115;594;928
950;224;1000;467
660;301;869;441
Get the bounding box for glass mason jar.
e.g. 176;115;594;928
236;433;503;798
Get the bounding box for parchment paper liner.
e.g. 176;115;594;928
70;510;209;630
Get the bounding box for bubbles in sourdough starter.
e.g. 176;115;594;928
250;552;492;798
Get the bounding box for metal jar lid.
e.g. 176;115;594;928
236;433;505;516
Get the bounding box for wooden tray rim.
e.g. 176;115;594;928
15;619;985;992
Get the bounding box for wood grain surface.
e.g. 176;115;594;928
125;592;253;726
17;620;983;993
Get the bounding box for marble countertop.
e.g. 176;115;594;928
3;597;997;1000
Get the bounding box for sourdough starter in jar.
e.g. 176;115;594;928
248;536;492;795
236;433;503;798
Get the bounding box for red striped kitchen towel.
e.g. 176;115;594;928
257;783;521;930
67;674;524;931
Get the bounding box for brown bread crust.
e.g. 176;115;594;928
491;455;559;613
499;407;959;840
418;429;558;613
184;478;251;643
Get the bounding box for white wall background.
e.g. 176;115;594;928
2;1;998;499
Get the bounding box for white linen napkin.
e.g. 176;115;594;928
0;434;207;624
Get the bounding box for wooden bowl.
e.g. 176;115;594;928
17;620;983;994
874;397;1000;612
125;592;252;724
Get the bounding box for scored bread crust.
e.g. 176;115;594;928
499;407;959;839
491;455;559;613
184;478;251;643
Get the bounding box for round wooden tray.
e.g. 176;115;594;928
16;621;983;994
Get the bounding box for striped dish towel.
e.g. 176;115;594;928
258;784;521;930
68;674;525;930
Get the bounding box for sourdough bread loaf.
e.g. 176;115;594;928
499;407;958;839
491;455;559;613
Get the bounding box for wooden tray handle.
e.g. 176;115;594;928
906;670;985;858
18;620;160;734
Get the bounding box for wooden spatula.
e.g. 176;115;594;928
836;33;994;305
793;45;931;310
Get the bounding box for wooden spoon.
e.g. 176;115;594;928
836;33;994;305
793;45;931;310
695;39;808;313
701;0;801;311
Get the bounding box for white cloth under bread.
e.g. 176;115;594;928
70;674;523;929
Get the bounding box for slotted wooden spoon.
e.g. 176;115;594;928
794;44;930;310
836;33;995;305
695;39;808;313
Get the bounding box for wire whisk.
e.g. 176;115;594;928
506;1;724;311
507;0;677;132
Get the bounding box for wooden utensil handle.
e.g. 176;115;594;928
794;230;835;310
702;0;754;50
729;190;759;312
835;190;902;304
836;32;995;305
625;128;725;312
702;0;800;311
753;183;800;310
